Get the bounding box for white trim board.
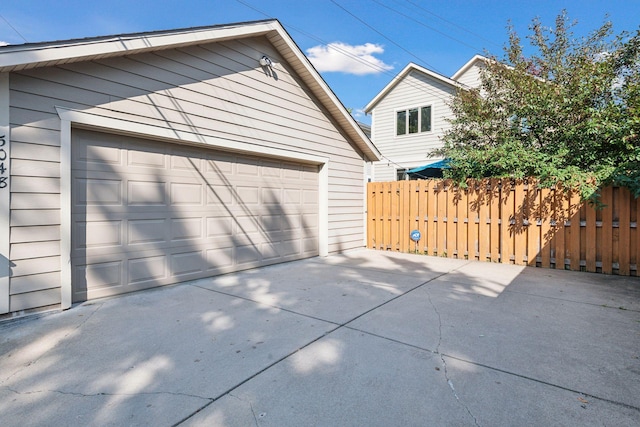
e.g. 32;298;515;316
57;107;330;307
0;20;380;163
0;73;9;314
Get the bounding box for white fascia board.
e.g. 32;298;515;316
364;63;462;113
0;21;278;72
0;19;380;162
364;63;415;113
266;28;381;162
451;54;489;81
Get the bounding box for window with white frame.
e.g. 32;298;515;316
396;105;431;136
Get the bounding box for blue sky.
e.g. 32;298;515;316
1;1;638;123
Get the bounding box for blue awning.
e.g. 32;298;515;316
406;159;450;174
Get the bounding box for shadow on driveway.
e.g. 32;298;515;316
1;250;639;426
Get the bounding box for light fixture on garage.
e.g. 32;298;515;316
259;55;277;79
259;55;273;68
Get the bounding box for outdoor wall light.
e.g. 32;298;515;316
259;55;273;67
259;55;277;80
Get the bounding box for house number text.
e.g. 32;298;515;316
0;135;6;189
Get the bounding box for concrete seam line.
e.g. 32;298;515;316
338;261;473;329
189;284;342;326
171;324;343;427
305;257;463;279
188;259;469;326
174;262;471;425
341;326;439;353
440;353;640;413
504;288;640;313
339;326;640;414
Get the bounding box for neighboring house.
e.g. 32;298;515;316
0;20;381;316
451;54;487;88
356;121;371;138
364;55;486;181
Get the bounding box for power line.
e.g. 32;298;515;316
369;0;485;53
322;0;478;102
329;0;441;72
0;14;28;43
234;0;464;169
235;0;398;76
235;0;275;19
324;0;476;105
403;0;502;49
234;0;466;106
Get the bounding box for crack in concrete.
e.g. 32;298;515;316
0;302;105;386
426;288;481;427
341;324;640;414
440;353;640;413
187;259;638;422
229;392;261;427
174;267;468;426
2;385;212;402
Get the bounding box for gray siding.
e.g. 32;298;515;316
8;35;367;311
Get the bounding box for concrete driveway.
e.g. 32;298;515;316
1;250;639;426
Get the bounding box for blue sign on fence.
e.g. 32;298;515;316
410;230;421;242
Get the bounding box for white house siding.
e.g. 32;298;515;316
455;59;485;89
370;70;456;181
7;35;367;312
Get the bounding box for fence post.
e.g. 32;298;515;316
477;179;489;262
585;195;597;272
601;187;613;273
456;183;468;259
618;187;631;275
426;180;436;255
417;181;428;254
526;179;540;267
514;179;526;265
367;182;375;249
569;189;582;271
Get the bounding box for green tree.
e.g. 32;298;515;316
436;11;640;200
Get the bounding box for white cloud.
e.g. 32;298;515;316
351;108;366;118
306;42;393;75
0;41;8;47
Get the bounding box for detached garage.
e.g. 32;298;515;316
0;20;380;315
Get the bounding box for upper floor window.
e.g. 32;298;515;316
396;106;431;136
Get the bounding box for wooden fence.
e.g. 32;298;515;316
367;179;640;275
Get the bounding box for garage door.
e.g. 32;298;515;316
71;129;319;302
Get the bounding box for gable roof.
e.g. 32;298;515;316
451;54;488;81
364;62;463;113
0;19;381;161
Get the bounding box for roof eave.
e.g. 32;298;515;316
451;54;488;81
0;20;278;73
0;19;381;161
364;62;463;113
265;26;381;161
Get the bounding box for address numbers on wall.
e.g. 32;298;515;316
0;135;6;188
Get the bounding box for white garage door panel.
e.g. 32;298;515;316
71;129;319;302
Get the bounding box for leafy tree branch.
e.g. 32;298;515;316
435;10;640;201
